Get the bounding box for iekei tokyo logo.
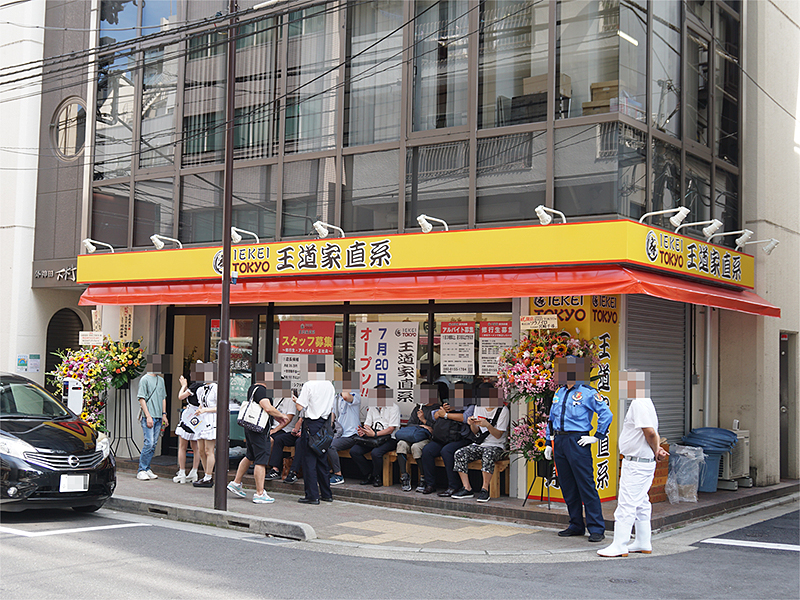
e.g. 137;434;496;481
646;231;658;262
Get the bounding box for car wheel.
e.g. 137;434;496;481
73;503;104;513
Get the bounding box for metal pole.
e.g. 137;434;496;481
214;0;238;511
703;305;712;428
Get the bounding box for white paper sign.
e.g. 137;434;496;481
356;322;418;404
79;331;104;346
520;314;558;330
27;354;41;373
278;354;303;393
119;305;133;342
440;321;475;376
479;321;513;376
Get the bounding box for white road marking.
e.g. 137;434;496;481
0;523;150;538
700;538;800;552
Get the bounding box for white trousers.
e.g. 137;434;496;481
614;459;656;523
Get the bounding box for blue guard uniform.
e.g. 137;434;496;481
547;383;613;538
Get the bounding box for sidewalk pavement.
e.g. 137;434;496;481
108;459;799;559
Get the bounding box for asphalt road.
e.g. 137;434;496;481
1;501;797;600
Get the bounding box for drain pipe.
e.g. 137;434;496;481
703;305;712;427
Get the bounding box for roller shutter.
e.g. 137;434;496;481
625;294;688;443
45;308;84;393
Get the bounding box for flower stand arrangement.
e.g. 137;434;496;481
497;329;600;506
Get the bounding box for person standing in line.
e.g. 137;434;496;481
227;374;290;504
294;361;336;504
136;356;168;481
598;371;669;557
192;363;218;488
544;355;613;543
173;373;202;483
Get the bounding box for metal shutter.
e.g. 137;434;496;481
625;295;688;443
44;308;84;393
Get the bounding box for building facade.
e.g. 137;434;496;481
2;0;798;495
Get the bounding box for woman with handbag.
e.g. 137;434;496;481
226;381;289;504
350;388;401;487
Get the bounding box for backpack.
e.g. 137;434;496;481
432;410;464;444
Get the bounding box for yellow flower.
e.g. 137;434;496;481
534;438;547;451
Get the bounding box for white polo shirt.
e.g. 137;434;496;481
618;397;659;458
296;380;335;420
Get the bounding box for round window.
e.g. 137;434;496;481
51;100;86;159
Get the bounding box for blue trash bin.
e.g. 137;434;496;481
698;451;723;492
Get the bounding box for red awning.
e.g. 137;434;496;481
79;266;780;317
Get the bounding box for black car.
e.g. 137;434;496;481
1;373;116;512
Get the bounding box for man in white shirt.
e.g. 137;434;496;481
598;370;669;558
451;389;510;503
349;386;401;487
294;365;336;504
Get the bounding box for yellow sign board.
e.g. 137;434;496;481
77;221;755;289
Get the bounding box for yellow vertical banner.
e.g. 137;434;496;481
525;295;620;503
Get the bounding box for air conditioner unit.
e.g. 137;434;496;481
719;430;750;480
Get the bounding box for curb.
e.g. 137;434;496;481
106;495;316;541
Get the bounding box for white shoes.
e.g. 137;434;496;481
136;470;150;480
173;469;199;483
626;520;653;554
597;520;633;558
146;469;158;480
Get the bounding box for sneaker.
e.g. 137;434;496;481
173;471;187;484
451;487;474;499
475;489;490;503
146;469;158;480
193;478;213;488
283;471;298;484
330;474;344;486
136;470;150;481
253;492;275;504
226;481;246;498
265;470;281;480
437;487;457;497
401;473;412;492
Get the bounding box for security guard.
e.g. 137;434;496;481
545;355;613;542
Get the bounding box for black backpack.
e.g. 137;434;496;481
432;411;464;444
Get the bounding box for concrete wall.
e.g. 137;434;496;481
719;0;800;484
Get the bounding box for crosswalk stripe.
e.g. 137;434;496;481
700;538;800;552
0;523;150;538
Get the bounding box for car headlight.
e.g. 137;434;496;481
96;435;111;459
0;437;36;460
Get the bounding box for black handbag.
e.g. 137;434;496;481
308;414;335;457
353;434;391;449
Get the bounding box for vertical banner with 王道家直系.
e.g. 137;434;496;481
356;322;418;406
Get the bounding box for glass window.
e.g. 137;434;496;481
342;151;399;233
95;55;135;180
405;141;469;229
180;172;223;244
714;6;739;166
715;168;738;246
686;0;712;30
618;0;646;123
140;45;179;168
99;0;138;47
478;0;549;128
476;132;546;223
554;124;617;216
686;30;710;147
650;138;681;227
344;0;403;146
133;178;174;247
182;33;227;166
619;124;647;219
684;154;712;235
285;5;340;153
272;315;343;368
141;0;177;33
652;0;681;138
235;16;280;160
52;101;86;159
412;0;470;131
557;0;619;120
282;157;337;237
91;183;130;248
232;166;277;242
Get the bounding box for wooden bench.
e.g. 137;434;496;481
279;446;509;498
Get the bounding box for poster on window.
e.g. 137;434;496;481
479;321;513;376
355;322;418;404
277;321;336;393
440;322;475;376
119;306;133;342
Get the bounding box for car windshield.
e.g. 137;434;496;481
0;379;71;419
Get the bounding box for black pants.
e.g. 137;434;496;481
350;438;398;479
421;439;471;490
268;430;298;470
300;418;332;501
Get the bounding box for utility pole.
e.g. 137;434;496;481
214;0;238;511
